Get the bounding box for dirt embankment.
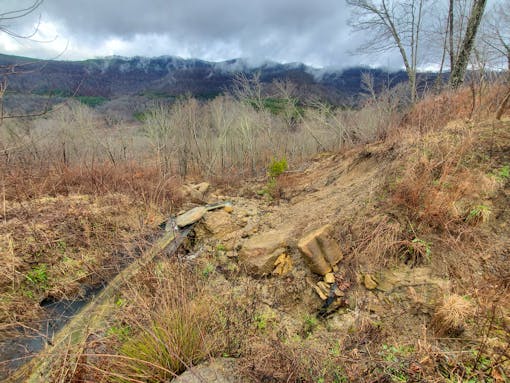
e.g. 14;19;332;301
148;117;509;382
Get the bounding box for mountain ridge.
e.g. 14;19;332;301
0;53;410;104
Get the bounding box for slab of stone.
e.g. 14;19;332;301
176;206;207;228
239;228;292;275
202;210;239;237
171;358;238;383
298;224;343;275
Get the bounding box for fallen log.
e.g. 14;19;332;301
13;202;232;382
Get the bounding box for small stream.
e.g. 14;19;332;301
0;221;195;380
0;287;102;380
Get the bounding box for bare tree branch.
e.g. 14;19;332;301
346;0;426;102
0;0;43;39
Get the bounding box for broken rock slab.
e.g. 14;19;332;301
171;358;239;383
202;210;239;237
273;253;293;276
176;206;207;228
324;273;336;284
175;202;232;228
239;228;293;275
298;224;343;275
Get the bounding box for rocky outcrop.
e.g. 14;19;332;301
239;228;292;275
298;224;343;275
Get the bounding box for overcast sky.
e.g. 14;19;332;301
0;0;501;69
0;0;407;69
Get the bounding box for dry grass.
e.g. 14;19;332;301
386;116;509;293
1;162;183;209
2;83;509;382
431;294;475;337
0;193;165;337
391;122;496;232
403;82;510;134
69;261;258;382
349;214;405;270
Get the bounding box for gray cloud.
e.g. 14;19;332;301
0;0;405;68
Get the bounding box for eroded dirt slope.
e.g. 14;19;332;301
180;118;510;381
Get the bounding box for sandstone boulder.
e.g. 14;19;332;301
180;182;210;203
194;182;210;194
298;224;343;275
202;210;239;237
239;229;292;275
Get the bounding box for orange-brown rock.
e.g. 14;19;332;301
239;229;291;275
298;224;343;275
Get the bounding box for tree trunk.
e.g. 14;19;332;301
409;71;417;103
449;0;487;88
496;87;510;120
448;0;455;71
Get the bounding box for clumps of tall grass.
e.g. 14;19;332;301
76;261;257;382
92;263;215;381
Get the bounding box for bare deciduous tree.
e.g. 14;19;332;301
346;0;427;102
0;0;43;39
347;0;488;95
483;1;510;71
231;72;265;109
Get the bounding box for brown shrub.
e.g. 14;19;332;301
403;83;510;134
391;126;493;231
1;161;182;210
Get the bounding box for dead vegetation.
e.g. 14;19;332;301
0;194;163;337
432;294;475;336
1;80;510;382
